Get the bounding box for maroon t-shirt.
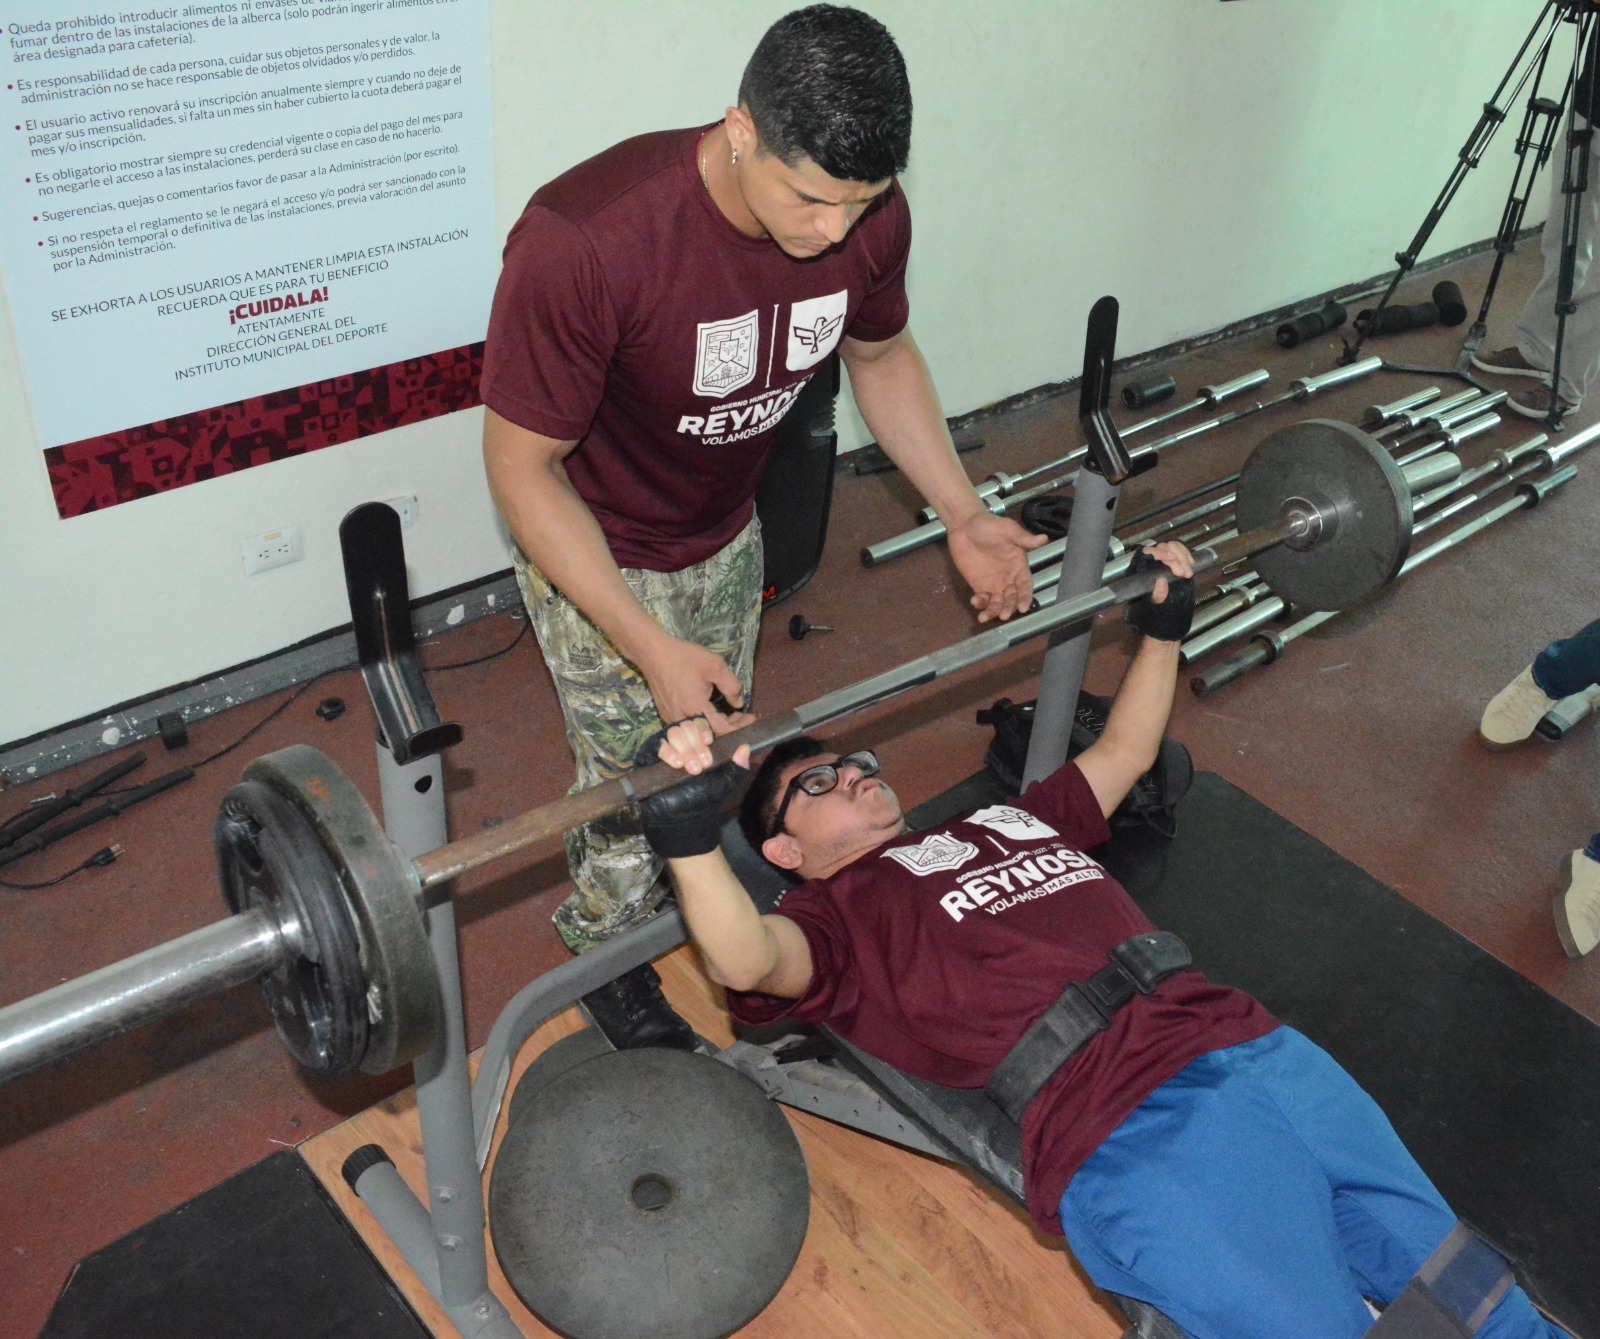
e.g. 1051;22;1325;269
481;126;912;571
726;764;1277;1236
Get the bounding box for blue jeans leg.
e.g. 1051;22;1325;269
1530;617;1600;699
1058;1028;1567;1339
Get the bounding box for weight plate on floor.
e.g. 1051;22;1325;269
1234;419;1412;611
507;1027;616;1129
238;745;440;1075
215;778;369;1074
490;1048;810;1339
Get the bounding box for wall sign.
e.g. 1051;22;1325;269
0;0;495;516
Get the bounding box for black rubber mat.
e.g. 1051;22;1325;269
41;1150;428;1339
1055;771;1596;1338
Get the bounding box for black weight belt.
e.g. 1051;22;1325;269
985;930;1192;1123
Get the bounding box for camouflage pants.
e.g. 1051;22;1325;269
514;517;763;952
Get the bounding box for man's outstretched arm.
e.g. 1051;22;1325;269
1074;541;1194;818
641;721;813;999
841;328;1045;622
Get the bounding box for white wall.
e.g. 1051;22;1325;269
0;0;1550;743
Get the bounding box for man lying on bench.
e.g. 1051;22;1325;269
636;541;1567;1339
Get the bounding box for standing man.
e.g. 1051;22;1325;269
1474;20;1600;419
480;6;1042;1047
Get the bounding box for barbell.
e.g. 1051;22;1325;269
0;418;1413;1087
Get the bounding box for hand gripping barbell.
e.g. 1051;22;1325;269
0;419;1413;1087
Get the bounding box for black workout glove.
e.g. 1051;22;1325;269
632;725;748;858
637;764;747;858
1123;550;1195;642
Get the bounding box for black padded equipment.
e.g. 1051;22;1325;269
490;1048;810;1339
755;354;839;606
1234;419;1411;612
41;1151;429;1339
1357;301;1445;335
1276;301;1348;349
1019;493;1075;539
1120;371;1177;410
1433;280;1468;327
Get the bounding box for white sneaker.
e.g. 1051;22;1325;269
1478;665;1556;750
1553;850;1600;959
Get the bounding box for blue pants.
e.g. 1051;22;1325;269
1531;617;1600;701
1529;618;1600;859
1059;1028;1567;1339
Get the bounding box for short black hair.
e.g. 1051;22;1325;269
738;735;828;855
738;5;912;182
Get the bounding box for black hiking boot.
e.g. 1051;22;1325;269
579;963;697;1051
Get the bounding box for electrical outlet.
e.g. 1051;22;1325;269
385;494;418;529
243;525;303;575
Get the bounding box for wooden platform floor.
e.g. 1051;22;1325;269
301;945;1126;1339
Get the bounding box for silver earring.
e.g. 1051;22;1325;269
731;147;739;166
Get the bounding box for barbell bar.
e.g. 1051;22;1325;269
1029;446;1460;602
0;419;1415;1088
862;358;1385;568
919;367;1273;522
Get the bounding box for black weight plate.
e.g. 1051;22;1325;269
1234;419;1411;612
490;1049;809;1339
244;745;439;1075
1018;493;1074;540
506;1028;615;1129
215;779;369;1074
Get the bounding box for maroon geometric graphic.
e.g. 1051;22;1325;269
44;342;484;519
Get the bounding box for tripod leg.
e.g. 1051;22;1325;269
1455;78;1565;374
1546;12;1597;429
1343;0;1566;365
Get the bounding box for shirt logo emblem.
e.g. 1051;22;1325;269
694;310;759;397
881;832;979;876
966;806;1060;841
787;290;848;371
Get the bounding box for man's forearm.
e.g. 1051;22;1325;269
1101;635;1180;771
842;332;985;525
668;850;788;992
483;415;669;668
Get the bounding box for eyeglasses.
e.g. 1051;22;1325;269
769;750;880;839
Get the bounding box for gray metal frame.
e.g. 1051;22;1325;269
350;743;952;1339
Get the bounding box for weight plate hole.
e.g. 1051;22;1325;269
413;775;434;794
630;1173;675;1212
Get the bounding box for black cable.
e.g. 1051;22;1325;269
421;616;530;672
5;610;527;889
97;670;341;795
91;613;523;802
0;844;122;891
190;673;336;771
